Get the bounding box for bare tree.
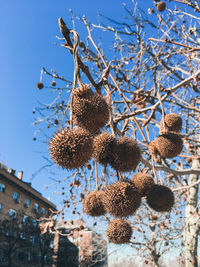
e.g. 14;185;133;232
34;0;200;266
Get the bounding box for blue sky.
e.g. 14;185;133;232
0;0;153;208
0;1;194;263
0;0;181;209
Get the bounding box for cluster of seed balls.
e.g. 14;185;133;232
83;174;174;244
48;84;143;245
150;113;183;158
49;86;181;244
84;113;182;244
49;84;141;172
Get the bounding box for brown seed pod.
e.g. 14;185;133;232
74;180;81;187
110;137;141;172
37;82;44;89
152;214;158;221
92;133;116;166
72;84;109;133
160;113;182;134
150;133;183;158
147;185;174;212
49;127;93;169
51;81;56;87
131;172;155;197
103;181;141;217
83;190;105;217
85;163;91;170
157;1;166;12
186;157;192;163
54;119;59;125
107;218;132;244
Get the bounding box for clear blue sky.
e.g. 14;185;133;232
0;0;173;208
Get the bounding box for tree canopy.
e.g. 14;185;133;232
34;1;200;266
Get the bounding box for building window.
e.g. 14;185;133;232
27;252;32;262
30;235;35;243
32;219;37;227
24;198;30;208
22;214;28;223
12;191;20;203
0;183;5;192
6;229;12;236
9;209;17;218
0;203;2;213
63;229;70;234
20;232;26;240
50;240;54;248
33;203;39;214
41;207;46;215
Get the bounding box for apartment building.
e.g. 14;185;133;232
0;163;57;267
0;163;56;220
54;219;108;267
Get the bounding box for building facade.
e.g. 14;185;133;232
54;219;108;267
0;163;57;267
0;163;56;220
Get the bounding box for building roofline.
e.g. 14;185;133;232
0;168;56;210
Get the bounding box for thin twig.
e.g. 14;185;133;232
173;180;200;192
115;69;200;123
157;84;166;133
140;157;200;176
83;16;148;144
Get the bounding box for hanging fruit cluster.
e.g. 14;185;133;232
48;83;183;245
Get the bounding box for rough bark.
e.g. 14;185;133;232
184;154;199;267
52;233;59;267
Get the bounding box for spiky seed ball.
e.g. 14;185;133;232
103;181;141;217
51;81;56;87
132;172;155;197
110;137;141;172
92;133;116;166
37;82;44;89
72;84;109;133
160;113;182;134
107;219;132;244
150;133;183;158
83;190;105;217
157;1;166;12
147;185;174;212
49;127;93;169
152;214;158;221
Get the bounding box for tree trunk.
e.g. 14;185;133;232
52;232;59;267
151;247;160;267
184;156;199;267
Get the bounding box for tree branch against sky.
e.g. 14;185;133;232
1;0;200;266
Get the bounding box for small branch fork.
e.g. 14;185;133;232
58;18;98;91
115;69;200;125
172;0;200;12
172;180;200;192
149;37;200;52
140;157;200;176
